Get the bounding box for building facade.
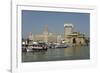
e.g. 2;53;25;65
27;23;88;45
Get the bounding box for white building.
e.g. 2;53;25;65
64;23;73;43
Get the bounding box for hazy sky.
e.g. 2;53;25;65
22;10;90;38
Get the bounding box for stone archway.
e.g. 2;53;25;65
72;38;76;44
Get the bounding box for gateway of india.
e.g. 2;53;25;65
28;23;88;45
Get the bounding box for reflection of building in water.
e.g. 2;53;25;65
28;23;88;45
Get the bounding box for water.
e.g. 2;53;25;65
22;46;90;62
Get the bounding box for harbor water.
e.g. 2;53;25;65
22;46;90;62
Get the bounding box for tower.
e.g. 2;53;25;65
64;23;73;42
28;32;33;45
43;25;48;42
28;32;33;40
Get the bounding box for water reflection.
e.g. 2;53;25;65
22;46;89;62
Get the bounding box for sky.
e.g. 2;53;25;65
22;10;90;38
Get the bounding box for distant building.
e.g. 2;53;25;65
43;25;49;43
66;32;86;45
27;23;88;45
28;26;63;43
64;23;86;45
28;32;33;41
64;23;73;43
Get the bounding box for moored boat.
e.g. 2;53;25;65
32;44;48;50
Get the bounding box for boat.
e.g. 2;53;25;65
26;45;33;52
32;44;48;50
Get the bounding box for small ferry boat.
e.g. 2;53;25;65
22;41;48;52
